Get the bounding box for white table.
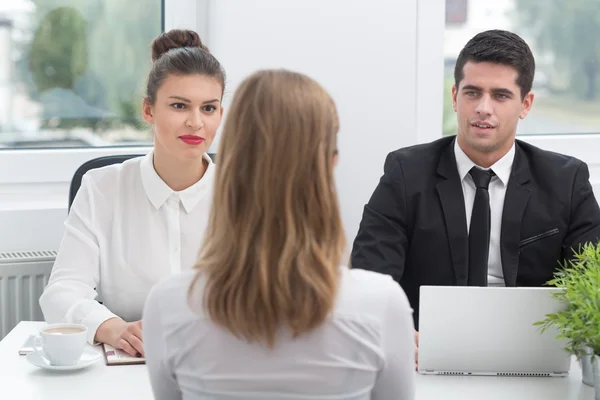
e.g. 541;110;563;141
414;361;595;400
0;322;596;400
0;322;153;399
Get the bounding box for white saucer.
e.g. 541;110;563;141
27;347;102;371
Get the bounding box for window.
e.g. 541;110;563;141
442;0;600;136
2;0;163;149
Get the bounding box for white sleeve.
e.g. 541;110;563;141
39;175;119;344
143;284;182;400
372;283;416;400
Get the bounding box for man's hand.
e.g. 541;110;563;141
414;329;419;370
95;318;144;357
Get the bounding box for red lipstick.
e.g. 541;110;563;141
179;135;204;145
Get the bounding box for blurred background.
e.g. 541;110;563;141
0;0;161;148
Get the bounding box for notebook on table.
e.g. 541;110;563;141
102;343;146;366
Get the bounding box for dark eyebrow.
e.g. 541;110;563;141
461;85;515;97
168;96;191;103
491;88;515;97
461;85;482;92
168;96;220;104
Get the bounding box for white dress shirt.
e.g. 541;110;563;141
454;140;515;286
143;267;416;400
39;151;215;343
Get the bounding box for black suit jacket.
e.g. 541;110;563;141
351;136;600;329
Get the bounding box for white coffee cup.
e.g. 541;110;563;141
33;323;87;366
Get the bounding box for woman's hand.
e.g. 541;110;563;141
95;318;144;357
414;330;419;370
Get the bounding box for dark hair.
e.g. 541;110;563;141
146;29;226;104
454;29;535;100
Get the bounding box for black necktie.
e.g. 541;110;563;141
468;167;495;286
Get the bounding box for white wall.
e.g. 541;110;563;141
207;0;421;248
0;0;445;253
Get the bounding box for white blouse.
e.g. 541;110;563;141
143;267;416;400
39;151;215;344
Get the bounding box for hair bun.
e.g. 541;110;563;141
151;29;210;62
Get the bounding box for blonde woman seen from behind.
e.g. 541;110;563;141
143;70;416;400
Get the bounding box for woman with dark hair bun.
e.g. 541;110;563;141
39;29;226;358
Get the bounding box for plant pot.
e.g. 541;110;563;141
593;355;600;400
582;347;594;386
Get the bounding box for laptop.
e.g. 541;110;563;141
417;285;571;376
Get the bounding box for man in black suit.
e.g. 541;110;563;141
351;30;600;336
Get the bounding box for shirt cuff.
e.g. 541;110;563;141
81;309;120;345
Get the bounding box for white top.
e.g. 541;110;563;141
454;140;515;286
39;152;215;344
142;267;416;400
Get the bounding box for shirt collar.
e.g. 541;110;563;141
140;151;215;213
454;138;515;187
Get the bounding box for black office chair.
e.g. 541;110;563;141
68;153;218;212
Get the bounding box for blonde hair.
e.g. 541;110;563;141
189;69;345;348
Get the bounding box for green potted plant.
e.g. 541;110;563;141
534;241;600;392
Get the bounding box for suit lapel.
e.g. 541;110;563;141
436;141;469;285
500;143;532;287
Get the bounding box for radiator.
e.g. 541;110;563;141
0;251;56;340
